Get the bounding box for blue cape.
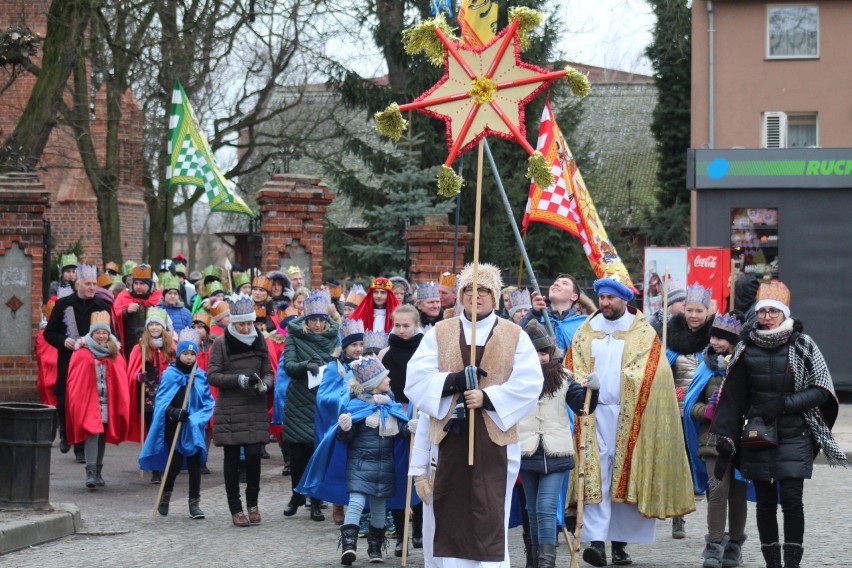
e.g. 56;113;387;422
297;394;420;509
139;364;214;471
683;360;719;493
314;360;352;445
666;347;680;366
272;354;290;426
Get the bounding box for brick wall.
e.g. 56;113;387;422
405;213;472;283
0;173;50;402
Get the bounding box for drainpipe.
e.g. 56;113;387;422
708;0;715;148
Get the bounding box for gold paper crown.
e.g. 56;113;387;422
345;285;367;306
96;273;113;288
207;299;230;319
439;271;457;288
90;311;111;327
252;275;272;292
104;261;121;274
371;277;394;291
756;281;790;307
192;311;211;327
42;300;55;319
327;284;343;299
254;305;267;319
132;264;152;279
286;265;302;275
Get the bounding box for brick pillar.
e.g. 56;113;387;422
0;173;51;401
255;174;334;287
405;213;472;283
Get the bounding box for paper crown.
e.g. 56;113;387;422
208;299;230;323
345;285;367;306
174;262;187;276
201;265;223;282
75;264;97;280
685;283;712;308
104;261;120;275
362;330;389;352
371;277;394;291
206;280;225;296
327;283;343;299
145;307;168;329
286;265;302;275
350;356;389;391
416;281;440;300
90;311;111;332
756;280;790;307
340;318;365;339
228;293;256;323
192;310;212;327
303;290;330;319
320;287;332;305
159;272;181;292
122;260;137;276
254;305;266;320
96;273;113;288
42;300;56;319
439;271;457;289
233;272;251;289
59;253;78;270
711;312;743;340
177;328;200;354
508;289;532;316
457;263;502;303
252;275;272;292
132;264;153;280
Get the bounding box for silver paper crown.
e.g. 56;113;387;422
320;287;332;305
351;356;389;387
685;283;712;307
178;327;201;347
363;330;389;352
77;264;98;280
508;288;532;310
340;318;365;339
416;281;439;300
303;290;330;319
227;293;256;322
712;313;743;336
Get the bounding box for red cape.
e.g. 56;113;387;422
126;341;174;443
349;287;400;333
112;289;163;347
35;330;58;406
65;348;131;445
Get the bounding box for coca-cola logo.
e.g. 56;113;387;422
693;255;718;268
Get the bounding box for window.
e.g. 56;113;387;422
787;113;818;148
767;5;819;58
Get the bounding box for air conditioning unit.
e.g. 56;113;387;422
762;112;788;148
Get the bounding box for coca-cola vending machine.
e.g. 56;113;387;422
687;247;731;312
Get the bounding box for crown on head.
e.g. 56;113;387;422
174;262;187;276
97;273;113;288
104;261;120;274
132;264;153;280
340;318;365;339
685;283;712;308
287;265;302;275
233;272;251;289
192;310;212;326
254;304;266;319
159;272;181;291
345;285;367;306
228;293;256;322
363;330;389;352
417;281;439;300
327;283;343;299
320;287;332;305
712;312;743;336
59;253;78;269
303;290;330;319
206;280;225;296
756;281;790;307
252;275;272;292
90;311;111;327
439;272;457;289
350;356;389;388
201;265;222;281
122;260;137;275
145;307;168;327
509;288;532;309
75;264;97;280
178;327;200;347
371;277;394;291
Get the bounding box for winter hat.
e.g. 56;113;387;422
710;311;745;344
89;311;112;334
340;318;365;349
755;280;791;318
508;289;532;317
145;307;168;330
267;271;294;299
362;330;389;354
457;262;502;306
685;283;712;308
228;293;256;323
390;276;413;296
666;279;687;306
524;320;554;352
350;356;389;394
177;328;200;355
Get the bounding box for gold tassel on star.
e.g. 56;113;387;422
526;151;554;188
564;66;592;98
508;7;544;51
402;14;459;67
437;164;464;197
373;103;409;141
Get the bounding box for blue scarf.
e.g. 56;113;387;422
682;360;721;493
314;360;353;444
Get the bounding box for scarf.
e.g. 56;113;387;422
227;323;258;346
150;336;164;349
383;333;423;404
85;334;112;360
748;317;794;349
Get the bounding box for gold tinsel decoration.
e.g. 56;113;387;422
373;103;409;141
437;165;464;197
564;66;592;98
508;7;544;52
526;151;554;189
402;13;459;67
469;76;497;105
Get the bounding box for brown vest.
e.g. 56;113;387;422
429;317;521;447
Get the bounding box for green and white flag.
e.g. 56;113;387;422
166;80;255;217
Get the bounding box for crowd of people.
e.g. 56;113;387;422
36;254;847;567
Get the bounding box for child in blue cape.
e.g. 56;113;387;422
140;328;214;519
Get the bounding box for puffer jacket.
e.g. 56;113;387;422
161;302;193;334
207;329;274;446
688;347;728;458
667;314;713;411
336;408;410;497
282;317;340;444
711;321;829;481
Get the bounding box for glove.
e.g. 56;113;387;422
583;372;600;391
676;386;685;401
250;374;267;394
703;403;716;422
443;402;466;434
166;407;189;423
306;362;320;376
414;474;432;506
238;374;251;389
708;388;720;407
338;413;352;431
407;417;419;433
754;396;785;424
309;355;323;366
715;435;735;457
135;371;148;384
713;452;731;484
444;366;488;394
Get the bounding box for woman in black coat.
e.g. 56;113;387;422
710;281;846;568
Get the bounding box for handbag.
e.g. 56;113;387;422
740;416;779;447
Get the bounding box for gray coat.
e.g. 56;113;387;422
207;330;274;446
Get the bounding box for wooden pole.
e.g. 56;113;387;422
570;356;595;568
140;340;147;478
468;140;485;467
400;406;419;567
661;267;670;353
153;363;198;517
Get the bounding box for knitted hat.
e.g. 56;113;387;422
710;311;744;344
439;272;457;290
457;263;502;306
363;330;389;354
59;253;78;271
208;299;230;323
89;311;112;334
340;318;365;349
228;293;256;323
233;272;251;291
96;273;113;288
344;285;367;308
350;356;389;394
104;261;121;275
77;264;98;281
666;278;687;306
145;307;168;329
192;310;212;330
303;290;330;320
508;289;532;317
159;272;181;292
416;281;439;300
593;272;634;301
177;328;200;355
685;283;712;308
252;275;272;292
524;319;555;351
755;280;791;318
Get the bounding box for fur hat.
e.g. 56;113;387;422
177;328;200;355
228;293;256;323
457;263;502;307
340;318;365;349
145;307;168;330
349;356;389;394
89;311;112;334
524;319;554;352
755;280;791;318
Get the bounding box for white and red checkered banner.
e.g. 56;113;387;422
523;101;634;287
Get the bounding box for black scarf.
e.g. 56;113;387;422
420;310;443;327
384;333;423;404
667;313;713;355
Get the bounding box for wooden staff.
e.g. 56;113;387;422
570;356;596;568
152;363;198;517
468;140;485;467
140;339;147;478
400;405;419;567
661;267;670;353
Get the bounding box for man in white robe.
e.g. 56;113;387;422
406;263;543;567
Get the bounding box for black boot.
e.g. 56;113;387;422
522;506;535;568
188;497;205;519
310;498;325;521
95;464;105;487
782;543;803;568
411;505;423;549
74;444;86;464
85;464;97;489
612;541;632;565
761;543;782;568
367;525;387;563
283;492;305;516
157;491;171;516
392;510;405;557
339;524;358;566
537;543;556;568
583;541;607;567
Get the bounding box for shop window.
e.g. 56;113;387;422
731;208;779;276
767;5;819;59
